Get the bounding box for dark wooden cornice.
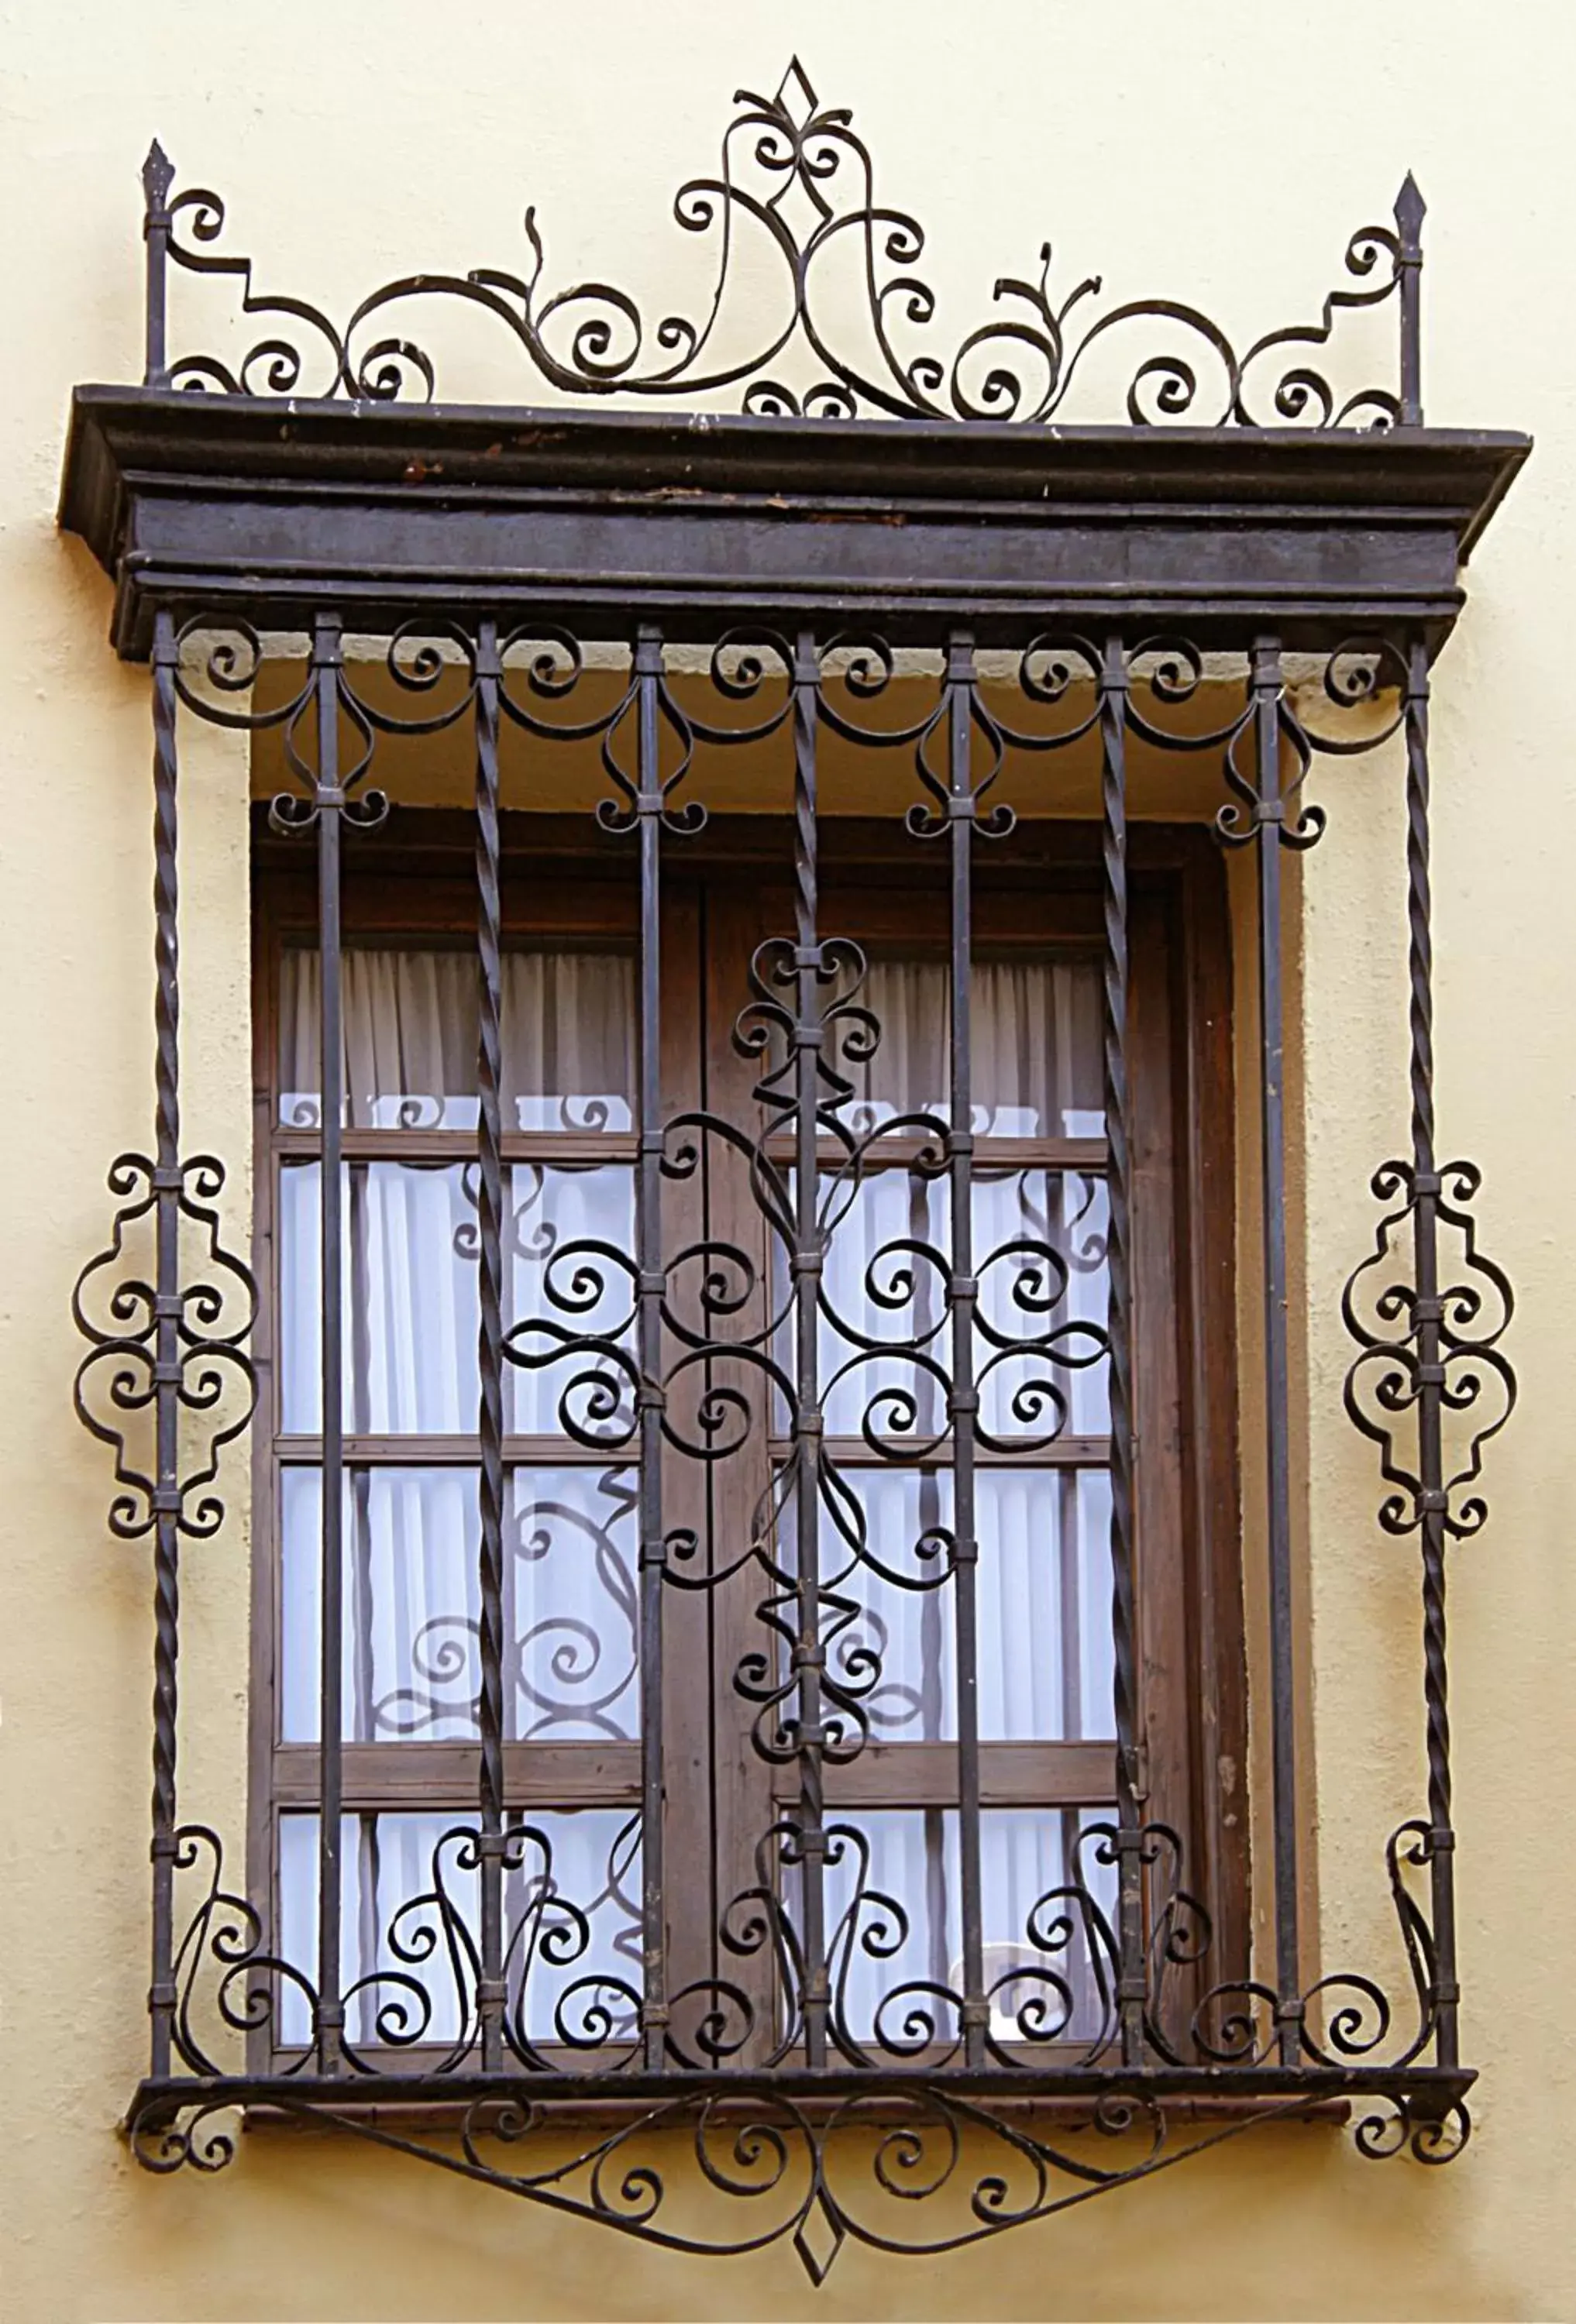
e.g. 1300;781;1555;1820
59;383;1530;659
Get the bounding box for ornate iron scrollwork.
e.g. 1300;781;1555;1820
1344;1158;1515;1545
138;61;1424;425
81;621;1493;2281
129;2070;1340;2281
72;1153;255;1540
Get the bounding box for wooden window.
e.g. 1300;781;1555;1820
249;813;1243;2068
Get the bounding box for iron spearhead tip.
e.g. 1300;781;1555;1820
1395;170;1426;240
143;138;175;211
775;57;819;125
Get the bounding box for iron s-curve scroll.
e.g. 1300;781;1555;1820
138;65;1425;425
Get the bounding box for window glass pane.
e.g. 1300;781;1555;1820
976;1166;1110;1433
503;952;635;1134
797;1164;1110;1442
280;1160;479;1433
510;1466;640;1739
280;1466;479;1741
278;1160;636;1437
802;1809;1117;2051
506;1163;636;1439
277;1809;641;2052
773;1467;1113;1744
829;958;1103;1137
979;1809;1118;2048
279;948;635;1131
821;1470;957;1745
821;1808;959;2048
977;1468;1114;1741
280;1464;640;1743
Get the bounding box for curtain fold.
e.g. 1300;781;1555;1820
836;958;1104;1136
280;946;635;1130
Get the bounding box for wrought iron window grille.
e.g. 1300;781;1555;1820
60;59;1530;2284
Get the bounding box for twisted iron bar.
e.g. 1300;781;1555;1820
1099;634;1144;2068
635;625;676;2071
138;64;1423;425
788;625;831;2068
475;619;508;2071
151;609;182;2013
1406;642;1457;2065
943;630;987;2069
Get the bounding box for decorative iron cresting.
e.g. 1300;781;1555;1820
139;59;1425;425
62;60;1524;2284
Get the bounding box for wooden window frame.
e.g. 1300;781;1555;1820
247;807;1244;2070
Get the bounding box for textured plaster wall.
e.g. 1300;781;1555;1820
0;1;1572;2317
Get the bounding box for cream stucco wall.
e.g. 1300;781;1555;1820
2;2;1573;2316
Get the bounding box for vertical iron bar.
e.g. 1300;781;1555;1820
945;631;986;2071
474;619;507;2072
141;141;174;390
1403;638;1458;2068
790;627;830;2070
1100;634;1144;2066
1250;635;1302;2065
634;624;668;2073
1395;174;1426;428
312;612;346;2075
147;607;181;2079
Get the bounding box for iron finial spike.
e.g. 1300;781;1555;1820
775;56;818;122
142;138;174;215
142;139;174;387
1395;171;1425;425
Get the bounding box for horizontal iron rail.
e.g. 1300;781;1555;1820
127;2063;1476;2127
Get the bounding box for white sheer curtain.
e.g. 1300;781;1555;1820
280;947;634;1130
277;948;639;2020
838;958;1104;1136
807;1808;1118;2047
